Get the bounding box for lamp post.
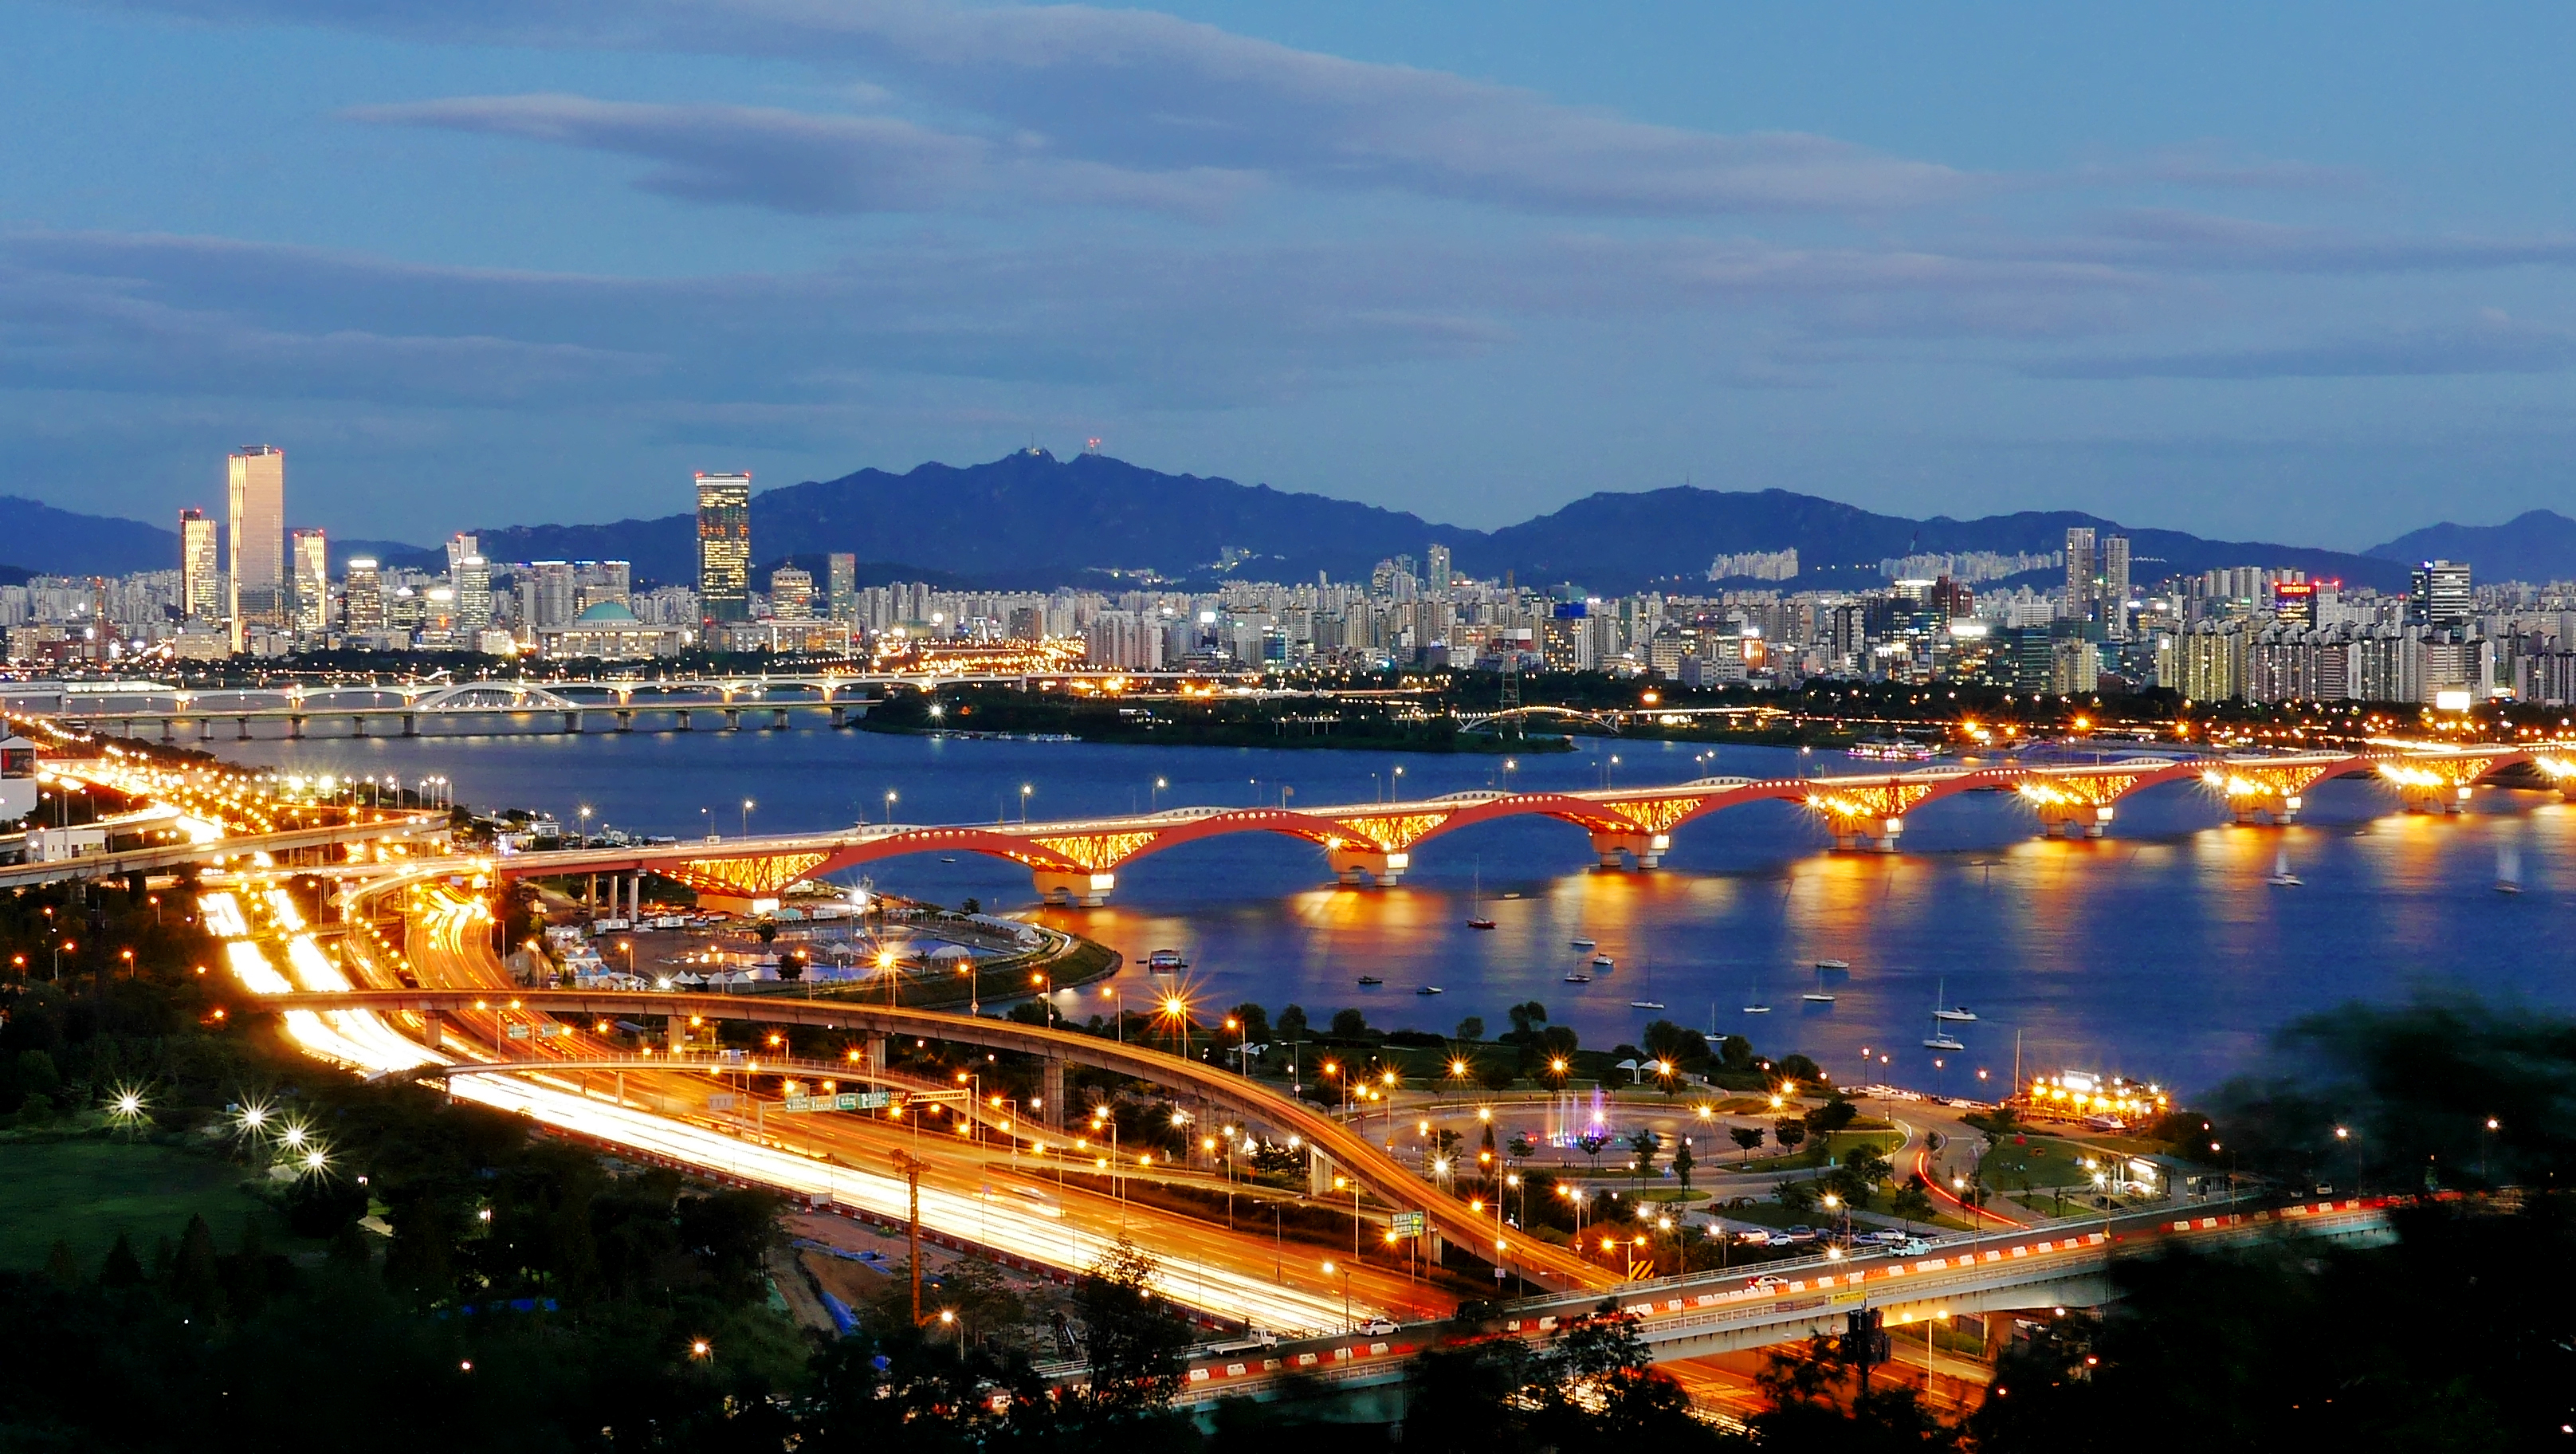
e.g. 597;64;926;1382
1321;1259;1352;1334
1020;784;1033;823
1151;776;1168;813
884;790;897;826
740;798;755;839
2334;1124;2362;1193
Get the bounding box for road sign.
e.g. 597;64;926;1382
846;1091;892;1110
1389;1212;1426;1238
706;1093;738;1110
503;1024;530;1040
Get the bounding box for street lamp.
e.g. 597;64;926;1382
1020;784;1034;823
1152;776;1168;812
740;798;756;838
884;790;898;825
1321;1259;1352;1334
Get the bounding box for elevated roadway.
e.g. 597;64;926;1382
0;813;447;889
257;987;1616;1295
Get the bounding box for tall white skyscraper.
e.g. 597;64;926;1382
2062;527;2095;623
227;446;286;650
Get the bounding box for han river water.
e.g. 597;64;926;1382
225;725;2573;1098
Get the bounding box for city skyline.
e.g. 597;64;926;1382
8;4;2576;544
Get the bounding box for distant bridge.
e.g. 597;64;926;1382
486;746;2574;905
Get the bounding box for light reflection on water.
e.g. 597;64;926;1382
226;728;2571;1096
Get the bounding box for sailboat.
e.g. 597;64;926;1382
1742;975;1772;1014
1628;953;1664;1011
2496;845;2524;895
1800;963;1836;1004
2264;847;2303;887
1921;981;1966;1050
1931;977;1976;1022
1466;862;1497;929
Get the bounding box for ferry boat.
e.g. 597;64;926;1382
1147;949;1188;973
1848;739;1942;762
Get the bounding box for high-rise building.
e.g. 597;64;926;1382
343;558;386;635
226;445;286;650
178;508;221;622
2099;534;2130;639
695;471;752;623
446;533;480;580
290;528;328;633
454;555;493;630
827;552;857;622
521;560;579;629
2062;527;2096;623
2411;560;2472;632
1427;544;1453;598
769;565;816;620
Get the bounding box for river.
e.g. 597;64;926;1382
221;725;2572;1098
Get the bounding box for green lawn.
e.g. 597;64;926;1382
0;1138;294;1271
1732;1128;1906;1173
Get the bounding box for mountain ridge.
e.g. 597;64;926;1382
11;455;2569;593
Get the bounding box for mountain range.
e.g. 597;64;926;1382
7;454;2570;595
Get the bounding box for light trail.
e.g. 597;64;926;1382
206;885;1362;1333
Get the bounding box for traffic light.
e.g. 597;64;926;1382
1842;1308;1889;1373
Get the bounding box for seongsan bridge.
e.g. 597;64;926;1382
494;745;2574;907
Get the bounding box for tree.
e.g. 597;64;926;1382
1891;1180;1934;1234
1731;1124;1767;1164
1812;1094;1861;1138
1329;1007;1368;1039
1640;1019;1710;1067
1455;1016;1486;1043
1774;1053;1823;1086
1627;1129;1662;1189
1227;1002;1270;1046
1671;1138;1695;1193
1775;1177;1818;1215
1275;1004;1310;1040
1508;1132;1537;1162
1577;1133;1612;1172
1775;1118;1808;1159
1718;1034;1756;1072
1506;1000;1549;1042
1075;1238;1192;1417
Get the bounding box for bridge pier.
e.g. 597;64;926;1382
1587;831;1666;870
830;704;851;729
563;710;582;734
1325;847;1408;887
2232;798;2299;827
721;708;741;731
237;717;252;741
2036;805;2114;839
2398;784;2470;815
159;718;173;743
1042;1059;1065;1129
1829;816;1905;852
286;714;304;740
201;718;214;741
418;1010;445;1052
351;715;367;737
401;713;417;737
1032;869;1115;907
615;709;634;733
676;709;693;731
771;707;790;731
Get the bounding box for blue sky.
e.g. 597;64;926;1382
6;1;2575;547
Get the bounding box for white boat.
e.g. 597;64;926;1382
1921;981;1966;1050
1931;983;1974;1022
1628;956;1663;1012
1813;958;1850;973
1800;963;1836;1004
1591;955;1616;971
1628;1000;1666;1010
1563;972;1593;984
1570;937;1596;949
1742;977;1771;1014
1416;984;1444;996
1922;1033;1967;1051
2264;847;2302;887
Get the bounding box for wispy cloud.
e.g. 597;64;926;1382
2025;310;2576;379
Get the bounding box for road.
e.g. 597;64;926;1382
217;874;1456;1331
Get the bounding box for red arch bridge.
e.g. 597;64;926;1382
496;746;2574;907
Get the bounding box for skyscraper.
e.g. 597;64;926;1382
827;552;857;623
769;565;816;619
446;532;480;580
2100;534;2131;640
344;558;386;635
695;472;752;623
2411;560;2472;632
178;508;220;622
1427;543;1453;598
2062;527;2096;623
226;445;286;650
454;555;494;631
290;528;328;633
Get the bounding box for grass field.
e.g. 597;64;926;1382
0;1137;295;1271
